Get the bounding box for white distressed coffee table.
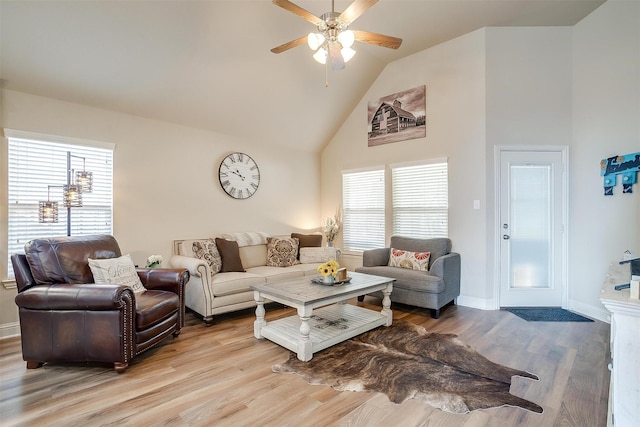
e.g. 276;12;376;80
252;271;393;361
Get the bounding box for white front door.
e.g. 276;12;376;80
498;149;566;307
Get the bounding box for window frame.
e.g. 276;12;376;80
391;158;449;239
4;129;115;279
341;166;386;253
341;158;449;253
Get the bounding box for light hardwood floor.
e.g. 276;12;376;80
0;299;610;427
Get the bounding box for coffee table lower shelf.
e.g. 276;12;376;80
259;303;386;360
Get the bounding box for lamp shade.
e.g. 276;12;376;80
337;30;355;48
39;201;59;223
341;47;356;62
63;184;83;207
313;47;328;64
307;33;325;51
75;170;93;193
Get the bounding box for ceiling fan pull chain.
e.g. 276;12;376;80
325;60;329;87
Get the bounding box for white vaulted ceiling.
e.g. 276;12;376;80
0;0;605;152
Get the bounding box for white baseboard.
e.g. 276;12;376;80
567;299;610;323
457;295;495;311
0;322;20;339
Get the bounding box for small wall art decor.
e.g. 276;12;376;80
600;152;640;195
367;85;426;147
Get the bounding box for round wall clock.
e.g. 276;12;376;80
218;152;260;199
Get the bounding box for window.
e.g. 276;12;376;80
6;131;114;277
342;168;385;251
392;159;448;238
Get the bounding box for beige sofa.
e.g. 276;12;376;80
170;232;339;325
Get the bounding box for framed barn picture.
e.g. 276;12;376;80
367;85;426;147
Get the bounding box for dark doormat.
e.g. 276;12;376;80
504;307;594;322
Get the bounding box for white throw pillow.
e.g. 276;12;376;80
88;254;146;293
299;247;341;264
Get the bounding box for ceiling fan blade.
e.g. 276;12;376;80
339;0;378;25
272;0;323;26
353;30;402;49
271;35;308;54
328;43;345;71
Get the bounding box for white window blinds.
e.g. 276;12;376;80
342;168;385;251
7;134;114;277
392;160;448;238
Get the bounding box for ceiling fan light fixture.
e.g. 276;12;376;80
341;46;356;62
307;32;325;51
271;0;403;78
313;47;328;64
337;30;355;48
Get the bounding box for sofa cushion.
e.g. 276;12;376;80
356;266;445;294
388;248;430;271
25;234;121;285
192;238;222;276
135;290;180;329
88;254;146;293
246;266;304;283
266;237;300;267
239;245;268;269
215;238;245;273
210;271;265;296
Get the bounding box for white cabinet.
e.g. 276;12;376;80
600;263;640;427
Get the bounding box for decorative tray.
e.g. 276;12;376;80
311;277;352;286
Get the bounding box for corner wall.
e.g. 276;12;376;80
321;0;640;320
570;0;640;318
321;30;489;306
0;89;320;336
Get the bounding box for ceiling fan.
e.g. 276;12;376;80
271;0;402;71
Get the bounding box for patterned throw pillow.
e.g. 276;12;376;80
388;248;431;271
88;254;146;294
266;237;300;267
192;239;222;276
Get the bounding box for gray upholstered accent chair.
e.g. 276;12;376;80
355;236;461;319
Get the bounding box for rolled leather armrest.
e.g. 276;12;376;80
362;248;391;267
169;254;208;278
137;268;189;294
15;283;132;310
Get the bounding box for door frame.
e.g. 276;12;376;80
493;145;569;309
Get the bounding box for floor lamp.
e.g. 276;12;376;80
38;151;93;236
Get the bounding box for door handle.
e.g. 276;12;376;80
503;235;510;240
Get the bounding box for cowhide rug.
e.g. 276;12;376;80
272;321;543;414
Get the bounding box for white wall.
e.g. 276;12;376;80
321;30;489;306
570;0;640;318
0;89;320;335
485;26;573;310
321;0;640;320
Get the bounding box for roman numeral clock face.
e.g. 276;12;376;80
218;152;260;199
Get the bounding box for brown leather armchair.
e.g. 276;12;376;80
11;234;189;373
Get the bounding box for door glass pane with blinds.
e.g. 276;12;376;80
342;168;385;251
392;160;448;238
7;137;113;277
